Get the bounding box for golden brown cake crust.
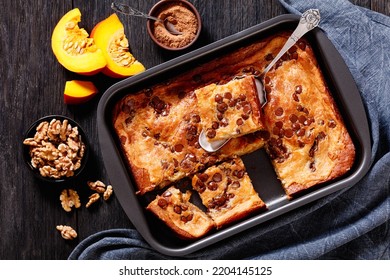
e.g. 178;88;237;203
192;157;266;228
195;76;264;141
146;186;215;239
261;36;355;197
112;31;355;198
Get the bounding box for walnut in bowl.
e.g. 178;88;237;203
22;115;89;183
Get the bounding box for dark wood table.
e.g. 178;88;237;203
1;0;388;260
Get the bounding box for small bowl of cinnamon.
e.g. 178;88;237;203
147;0;202;51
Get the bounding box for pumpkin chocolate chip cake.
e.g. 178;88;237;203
192;157;265;229
261;40;355;197
112;31;355;238
147;186;215;239
194;75;264;142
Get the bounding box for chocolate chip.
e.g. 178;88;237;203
233;169;245;179
120;136;127;144
265;53;274;61
289;114;298;123
198;173;209;182
264;76;271;85
292;123;301;131
241;113;250;120
212;172;222;182
292;93;299;102
291;52;299;60
192;114;201;123
185;213;193;222
239;94;247;101
224;92;232;100
174;205;182;214
220;118;229;127
158;198;168;209
212;121;219;129
217;102;228;113
174;144;184;152
234;118;243;126
289;46;297;53
295;85;302;94
229;99;237;107
215;94;223;103
298;40;307;51
318;131;326;140
296;128;306;137
281;53;290;61
243;104;252;115
328;119;337;128
275;107;284;116
207;181;218;191
298;115;307;124
309;139;318;157
275;121;284;128
285;128;294;138
206;129;216;139
217;112;224;121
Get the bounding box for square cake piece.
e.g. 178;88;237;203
146;186;215;239
195;76;264;142
191;157;266;228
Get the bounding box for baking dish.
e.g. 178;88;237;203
97;14;371;256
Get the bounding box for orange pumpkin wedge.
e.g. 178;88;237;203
91;13;145;78
51;8;106;75
64;80;98;104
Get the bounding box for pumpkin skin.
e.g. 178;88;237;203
91;13;145;78
51;8;106;75
64;80;98;104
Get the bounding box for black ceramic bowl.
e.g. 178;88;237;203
23;115;89;183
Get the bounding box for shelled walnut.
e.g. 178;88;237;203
86;193;100;208
56;225;77;240
23;118;86;179
60;189;81;212
87;180;106;193
103;185;113;201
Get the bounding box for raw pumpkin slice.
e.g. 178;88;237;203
91;13;145;78
64;80;98;104
51;8;106;75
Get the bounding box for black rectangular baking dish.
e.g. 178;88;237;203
97;14;371;256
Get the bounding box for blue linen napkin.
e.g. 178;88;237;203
69;0;390;260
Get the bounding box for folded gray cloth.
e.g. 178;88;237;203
69;0;390;259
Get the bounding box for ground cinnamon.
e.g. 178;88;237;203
153;1;198;49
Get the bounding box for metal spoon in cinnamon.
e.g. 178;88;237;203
111;2;182;35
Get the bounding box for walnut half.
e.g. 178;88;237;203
56;225;77;240
60;189;81;212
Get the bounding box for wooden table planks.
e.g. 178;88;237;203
0;0;388;260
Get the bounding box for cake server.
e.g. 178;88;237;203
199;9;320;152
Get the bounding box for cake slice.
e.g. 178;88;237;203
146;186;215;239
261;39;355;197
192;157;266;228
195;76;264;142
